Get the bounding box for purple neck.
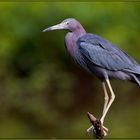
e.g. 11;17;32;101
65;26;86;57
73;23;86;38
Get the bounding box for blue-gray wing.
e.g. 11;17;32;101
78;34;139;72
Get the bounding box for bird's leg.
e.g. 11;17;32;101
100;78;115;124
100;82;109;135
87;82;109;136
102;82;109;116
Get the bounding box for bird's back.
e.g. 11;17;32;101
78;33;138;66
76;33;140;86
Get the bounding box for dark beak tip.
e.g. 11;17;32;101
42;29;47;32
42;30;45;32
42;27;52;32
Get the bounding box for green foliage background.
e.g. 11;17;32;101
0;2;139;138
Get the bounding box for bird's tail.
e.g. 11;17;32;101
136;74;140;86
132;65;140;86
129;65;140;87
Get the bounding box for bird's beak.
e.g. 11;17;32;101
42;22;67;32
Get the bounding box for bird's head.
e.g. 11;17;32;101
43;18;85;33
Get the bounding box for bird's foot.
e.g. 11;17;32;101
86;125;108;136
86;125;94;134
87;112;108;138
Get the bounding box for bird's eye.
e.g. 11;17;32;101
66;22;69;25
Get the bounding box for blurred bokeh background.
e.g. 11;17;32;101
0;2;140;138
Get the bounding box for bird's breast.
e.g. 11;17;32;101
65;33;91;73
65;33;78;57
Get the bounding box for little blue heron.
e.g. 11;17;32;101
43;18;140;136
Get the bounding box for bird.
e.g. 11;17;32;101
43;18;140;136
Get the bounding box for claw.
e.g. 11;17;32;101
86;125;95;135
86;125;95;136
86;125;93;133
86;125;109;137
103;125;108;132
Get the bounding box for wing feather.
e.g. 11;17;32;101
78;34;138;72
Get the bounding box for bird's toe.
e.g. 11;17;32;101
86;125;95;135
103;125;109;132
102;125;109;136
103;130;107;136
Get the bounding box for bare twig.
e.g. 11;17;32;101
87;112;105;139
